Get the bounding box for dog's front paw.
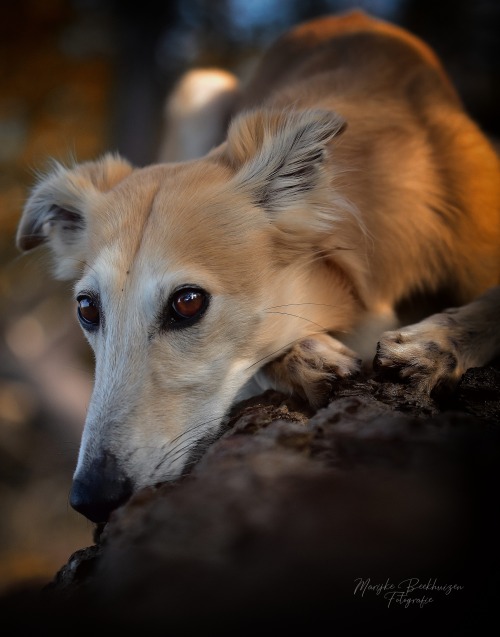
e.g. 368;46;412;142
262;334;362;408
374;317;462;395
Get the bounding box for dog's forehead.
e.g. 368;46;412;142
86;161;270;295
91;162;248;252
78;161;272;309
82;242;195;316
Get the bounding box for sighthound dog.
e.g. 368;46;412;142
16;12;500;523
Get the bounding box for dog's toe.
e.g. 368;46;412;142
374;327;460;395
263;334;362;408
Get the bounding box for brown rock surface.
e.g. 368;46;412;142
1;364;498;634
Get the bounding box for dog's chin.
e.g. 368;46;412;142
140;424;229;489
179;429;221;477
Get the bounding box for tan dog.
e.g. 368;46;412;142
16;11;500;523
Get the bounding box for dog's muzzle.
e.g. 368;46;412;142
69;452;133;524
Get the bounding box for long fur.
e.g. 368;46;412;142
15;11;500;522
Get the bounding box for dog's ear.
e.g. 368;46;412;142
16;153;132;279
224;109;346;212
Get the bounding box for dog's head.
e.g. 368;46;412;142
17;109;355;522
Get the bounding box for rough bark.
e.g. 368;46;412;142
2;365;499;634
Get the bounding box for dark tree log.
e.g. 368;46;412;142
1;365;499;634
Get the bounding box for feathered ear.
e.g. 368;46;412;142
224;108;346;213
16;153;132;279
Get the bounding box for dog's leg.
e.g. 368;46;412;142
257;333;362;408
374;286;500;394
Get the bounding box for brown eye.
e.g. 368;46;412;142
173;289;204;318
165;286;209;329
77;294;100;330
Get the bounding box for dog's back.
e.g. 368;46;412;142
235;11;500;311
238;10;459;110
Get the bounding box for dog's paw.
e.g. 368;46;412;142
373;316;462;395
263;334;362;408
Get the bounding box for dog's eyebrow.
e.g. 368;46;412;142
74;274;99;296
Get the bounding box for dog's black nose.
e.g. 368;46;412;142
70;453;133;524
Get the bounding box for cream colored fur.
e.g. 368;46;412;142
16;11;500;521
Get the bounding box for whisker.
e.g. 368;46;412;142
264;310;327;331
245;331;324;371
265;302;339;310
168;413;224;448
166;431;218;469
180;456;206;475
294;253;328;268
152;406;234;475
154;428;218;474
290;244;358;272
167;429;211;461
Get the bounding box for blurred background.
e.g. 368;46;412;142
0;0;499;595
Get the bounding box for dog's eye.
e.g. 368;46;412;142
173;289;205;318
165;286;209;329
77;294;100;330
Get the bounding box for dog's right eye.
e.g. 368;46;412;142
77;294;100;330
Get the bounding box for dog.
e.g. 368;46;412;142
16;11;500;524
